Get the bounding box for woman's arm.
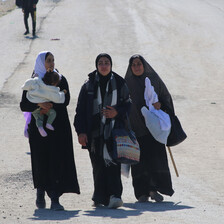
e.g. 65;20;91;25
20;90;53;113
20;90;39;112
102;81;131;119
52;76;70;110
158;78;175;115
74;84;88;135
115;82;132;119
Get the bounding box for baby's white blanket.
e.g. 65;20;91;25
22;77;65;104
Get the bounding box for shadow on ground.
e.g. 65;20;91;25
28;209;81;221
25;35;38;40
83;201;193;219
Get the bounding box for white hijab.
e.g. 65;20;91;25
34;51;62;79
34;51;48;78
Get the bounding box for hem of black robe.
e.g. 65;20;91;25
157;188;174;197
92;196;109;206
34;187;80;195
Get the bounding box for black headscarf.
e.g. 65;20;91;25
95;53;113;99
125;54;174;137
95;53;112;69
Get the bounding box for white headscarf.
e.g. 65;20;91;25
34;51;48;78
34;51;62;79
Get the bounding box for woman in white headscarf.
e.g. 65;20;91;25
20;51;80;210
125;54;174;203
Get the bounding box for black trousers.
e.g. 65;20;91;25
24;8;36;32
131;134;174;199
89;151;122;206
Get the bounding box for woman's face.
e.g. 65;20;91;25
131;58;144;76
97;57;111;76
45;53;55;72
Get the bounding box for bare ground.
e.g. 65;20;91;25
0;0;224;223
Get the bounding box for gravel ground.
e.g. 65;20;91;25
0;0;224;223
0;0;16;17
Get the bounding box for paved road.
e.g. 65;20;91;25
0;0;224;223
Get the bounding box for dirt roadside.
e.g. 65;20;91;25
0;0;16;17
0;0;224;223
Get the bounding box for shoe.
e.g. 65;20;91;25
46;123;54;131
36;189;46;209
50;194;64;211
38;127;47;137
36;198;46;209
149;191;164;202
92;202;104;208
138;195;149;202
24;31;29;35
32;31;36;37
50;202;64;211
107;195;123;209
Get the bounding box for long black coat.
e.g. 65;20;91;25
22;0;38;10
20;75;80;195
74;71;131;153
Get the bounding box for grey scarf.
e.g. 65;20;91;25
92;72;117;165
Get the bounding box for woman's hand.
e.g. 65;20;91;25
102;106;118;118
78;133;88;147
38;102;53;114
46;68;53;73
152;102;161;110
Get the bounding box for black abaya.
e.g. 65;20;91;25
131;133;174;199
20;76;80;195
125;54;174;200
89;151;122;206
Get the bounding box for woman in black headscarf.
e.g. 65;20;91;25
125;54;174;202
74;53;131;208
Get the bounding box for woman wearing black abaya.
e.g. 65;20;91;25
74;53;131;208
20;51;80;210
125;54;174;202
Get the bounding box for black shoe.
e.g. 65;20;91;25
24;31;29;35
50;201;64;211
50;194;64;211
92;201;104;208
138;195;149;203
36;198;46;209
32;31;36;37
149;191;164;202
36;189;46;209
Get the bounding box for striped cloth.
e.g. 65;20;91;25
92;72;117;165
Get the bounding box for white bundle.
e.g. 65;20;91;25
141;77;171;144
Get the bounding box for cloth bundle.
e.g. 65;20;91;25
141;77;171;144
